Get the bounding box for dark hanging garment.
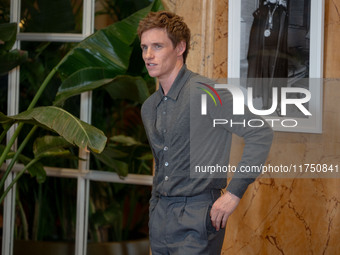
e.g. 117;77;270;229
247;1;289;108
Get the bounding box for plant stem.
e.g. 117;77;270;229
27;67;57;111
0;67;56;183
0;122;24;173
0;155;41;204
0;125;38;192
16;191;29;240
0;125;10;143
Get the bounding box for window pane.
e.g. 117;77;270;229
0;0;10;23
20;0;83;33
19;41;78;111
91;0;156;175
13;176;77;245
94;0;152;30
87;181;151;250
0;75;8;142
0;74;8;115
18;41;80;169
0;0;10;120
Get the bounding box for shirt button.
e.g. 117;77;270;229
164;97;168;101
163;129;167;133
164;176;169;181
162;111;166;115
164;146;168;151
165;162;169;167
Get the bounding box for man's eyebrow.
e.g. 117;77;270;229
141;42;164;46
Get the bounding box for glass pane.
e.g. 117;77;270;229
94;0;152;30
1;0;10;121
0;173;3;241
13;176;77;252
0;75;7;142
0;0;10;23
91;0;156;175
0;74;8;115
20;0;83;33
91;88;153;176
87;181;151;254
18;41;80;169
240;0;311;79
19;41;79;111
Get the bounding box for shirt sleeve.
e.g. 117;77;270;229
208;88;274;198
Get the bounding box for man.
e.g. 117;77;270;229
138;11;273;254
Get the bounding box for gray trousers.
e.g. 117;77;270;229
149;190;225;255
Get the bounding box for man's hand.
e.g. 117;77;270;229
210;191;241;231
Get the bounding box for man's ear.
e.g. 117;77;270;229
176;41;186;57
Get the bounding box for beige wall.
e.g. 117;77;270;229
163;0;340;254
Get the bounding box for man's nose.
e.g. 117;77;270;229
145;48;154;59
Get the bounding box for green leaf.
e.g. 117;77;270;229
54;69;150;105
103;75;150;104
137;152;154;161
0;49;28;75
53;67;119;105
0;106;107;153
0;23;17;51
55;0;163;79
33;135;72;157
0;111;14;127
110;135;142;146
92;147;129;177
17;154;46;183
91;202;122;226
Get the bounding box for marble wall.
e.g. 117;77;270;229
163;0;340;254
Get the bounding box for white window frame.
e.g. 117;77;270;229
2;1;152;255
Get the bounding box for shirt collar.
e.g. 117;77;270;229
155;64;191;107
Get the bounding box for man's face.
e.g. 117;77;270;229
140;28;183;80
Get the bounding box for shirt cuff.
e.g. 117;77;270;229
226;177;255;198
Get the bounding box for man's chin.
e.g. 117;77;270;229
147;71;158;78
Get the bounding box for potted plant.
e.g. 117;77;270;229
1;0;163;254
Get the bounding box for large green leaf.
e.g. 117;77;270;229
0;23;28;75
103;75;150;103
54;69;150;105
0;23;17;51
33;135;73;157
0;107;107;153
110;135;142;146
0;49;28;75
53;67;118;105
17;154;46;183
55;0;163;79
92;146;129;177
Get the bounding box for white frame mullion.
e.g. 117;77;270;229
17;33;86;42
9;164;153;186
3;47;20;255
3;64;20;255
2;0;21;254
75;0;95;254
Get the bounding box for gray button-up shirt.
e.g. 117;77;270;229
141;65;273;207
